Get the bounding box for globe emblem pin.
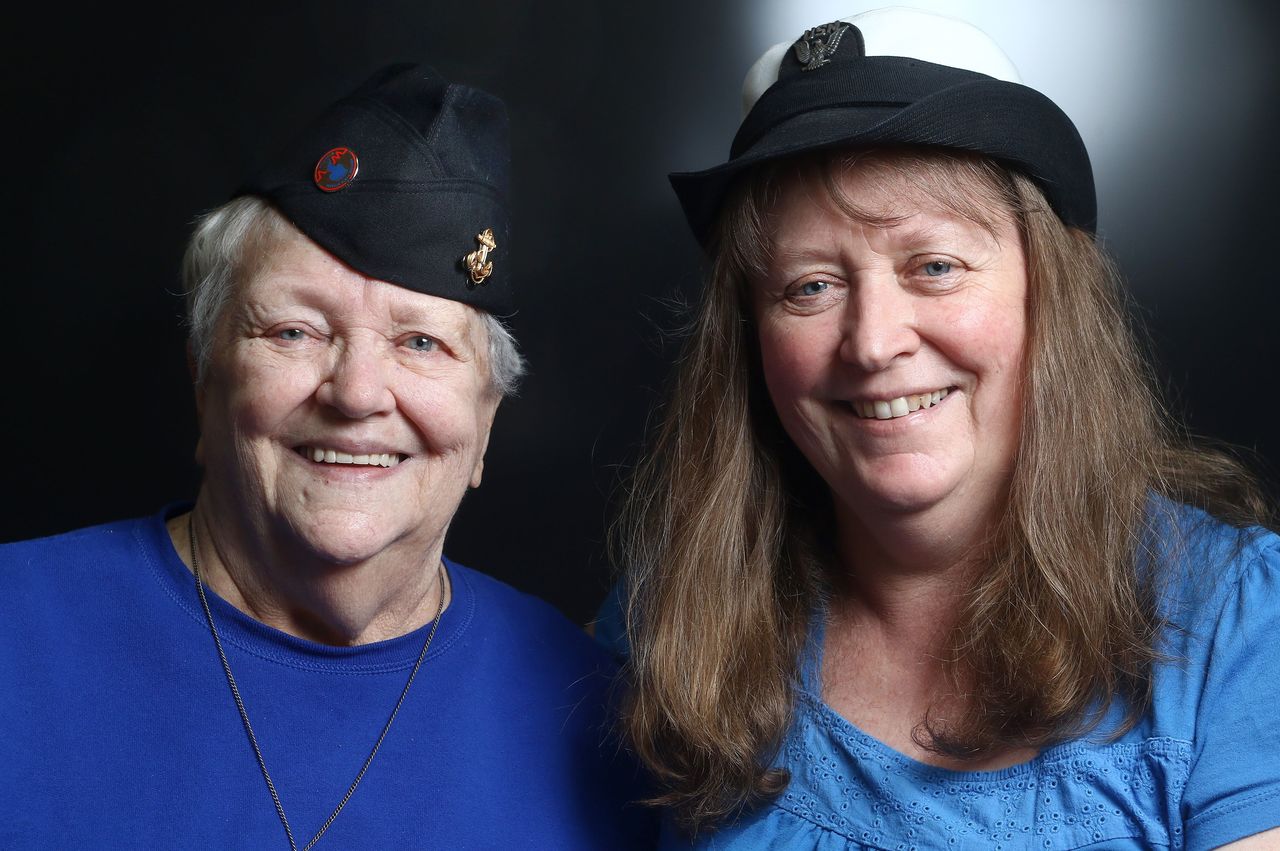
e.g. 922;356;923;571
314;147;359;192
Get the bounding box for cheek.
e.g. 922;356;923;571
949;305;1028;434
207;354;319;438
232;385;290;432
935;287;1027;380
397;377;494;452
757;324;829;408
977;309;1027;387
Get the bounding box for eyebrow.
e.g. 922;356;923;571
903;210;1002;238
244;272;474;328
771;215;998;263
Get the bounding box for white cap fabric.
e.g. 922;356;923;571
742;6;1022;117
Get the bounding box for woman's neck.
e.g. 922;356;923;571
820;491;1040;771
831;495;993;613
166;501;448;646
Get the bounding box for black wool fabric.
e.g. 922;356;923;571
241;64;514;313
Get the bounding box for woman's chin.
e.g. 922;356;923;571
850;485;951;518
287;510;409;567
304;537;392;567
833;459;965;519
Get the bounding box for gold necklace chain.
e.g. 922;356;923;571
189;515;445;850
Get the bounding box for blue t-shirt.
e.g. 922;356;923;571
596;507;1280;849
0;507;655;849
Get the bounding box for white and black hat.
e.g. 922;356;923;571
670;7;1096;244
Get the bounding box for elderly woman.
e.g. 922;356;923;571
598;9;1280;849
0;65;651;848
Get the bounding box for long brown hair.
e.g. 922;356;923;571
616;149;1273;835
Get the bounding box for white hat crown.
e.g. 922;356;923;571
742;6;1021;117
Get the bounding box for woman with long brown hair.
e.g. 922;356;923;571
598;8;1280;848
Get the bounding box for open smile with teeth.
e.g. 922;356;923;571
298;447;405;467
850;388;950;420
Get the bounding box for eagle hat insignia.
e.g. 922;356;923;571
314;147;359;192
794;21;853;71
463;228;497;285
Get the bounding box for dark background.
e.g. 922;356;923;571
4;2;1277;624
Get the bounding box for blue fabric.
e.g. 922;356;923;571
0;507;656;849
597;507;1280;849
593;578;630;665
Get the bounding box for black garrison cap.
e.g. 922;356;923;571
670;9;1096;246
240;63;513;313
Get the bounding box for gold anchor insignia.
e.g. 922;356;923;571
463;228;497;285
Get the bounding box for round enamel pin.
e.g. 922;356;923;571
314;147;359;192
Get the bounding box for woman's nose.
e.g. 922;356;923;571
839;279;920;372
314;340;396;419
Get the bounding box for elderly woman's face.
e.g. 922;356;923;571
196;223;499;563
751;160;1027;525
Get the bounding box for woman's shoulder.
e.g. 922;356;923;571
0;510;187;666
444;559;616;672
1149;501;1280;630
0;511;168;582
590;577;628;662
1138;502;1280;847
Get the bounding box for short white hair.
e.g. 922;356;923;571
180;196;526;395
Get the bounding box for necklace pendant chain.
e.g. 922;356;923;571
189;514;445;850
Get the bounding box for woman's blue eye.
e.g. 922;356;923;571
405;335;436;352
278;328;305;341
923;261;953;277
799;280;830;296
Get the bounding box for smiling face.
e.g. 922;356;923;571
751;155;1028;532
196;219;500;567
